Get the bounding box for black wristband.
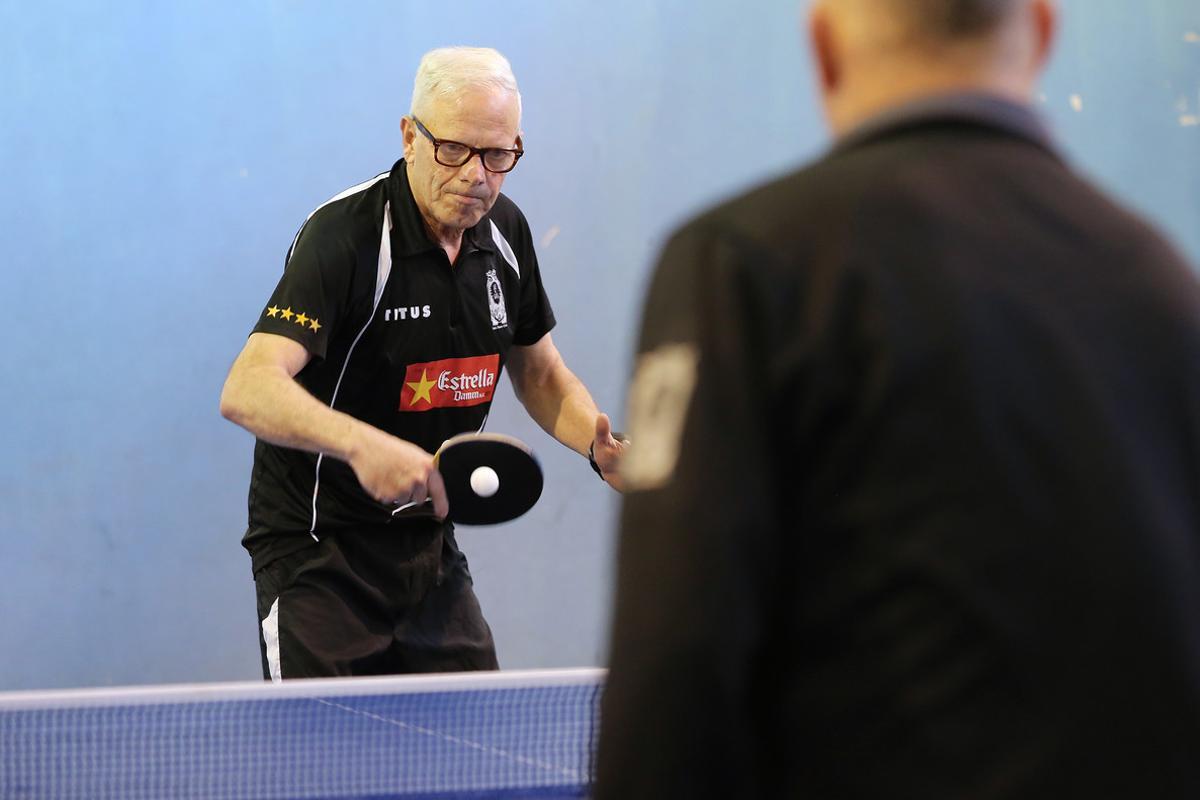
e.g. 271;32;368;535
588;441;606;481
588;432;627;482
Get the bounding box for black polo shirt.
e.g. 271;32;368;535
241;160;555;571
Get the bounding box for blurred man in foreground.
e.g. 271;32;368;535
597;1;1200;797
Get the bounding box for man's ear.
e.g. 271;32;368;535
400;116;416;161
809;3;842;96
1029;0;1059;73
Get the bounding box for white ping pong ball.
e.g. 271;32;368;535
470;466;500;498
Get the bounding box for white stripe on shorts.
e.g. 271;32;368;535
262;598;283;683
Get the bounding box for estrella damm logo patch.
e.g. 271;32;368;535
265;305;321;332
400;354;500;411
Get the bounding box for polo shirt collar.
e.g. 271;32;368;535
388;159;496;258
832;91;1059;159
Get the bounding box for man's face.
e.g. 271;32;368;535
403;88;521;238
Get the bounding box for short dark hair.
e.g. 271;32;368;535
903;0;1018;39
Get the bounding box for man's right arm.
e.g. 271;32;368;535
219;332;447;516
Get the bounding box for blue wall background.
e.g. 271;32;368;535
1;0;1197;690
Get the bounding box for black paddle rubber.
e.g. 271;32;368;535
435;433;544;525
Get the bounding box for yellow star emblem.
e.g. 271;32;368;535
266;305;280;318
295;312;309;327
309;318;321;332
280;307;294;321
406;369;436;407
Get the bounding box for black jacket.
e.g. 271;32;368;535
598;95;1200;799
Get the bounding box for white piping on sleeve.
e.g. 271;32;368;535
286;172;390;265
489;220;521;279
309;200;395;535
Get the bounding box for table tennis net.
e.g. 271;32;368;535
0;668;604;800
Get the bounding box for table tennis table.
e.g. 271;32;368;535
0;668;604;799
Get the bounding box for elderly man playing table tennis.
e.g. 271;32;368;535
597;0;1200;797
220;46;625;680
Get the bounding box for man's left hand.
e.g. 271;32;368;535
592;413;629;492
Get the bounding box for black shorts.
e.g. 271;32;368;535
252;519;498;679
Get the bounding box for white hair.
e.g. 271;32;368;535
410;47;522;121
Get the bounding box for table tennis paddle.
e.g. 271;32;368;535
433;432;543;525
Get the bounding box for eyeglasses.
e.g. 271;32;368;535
410;116;524;174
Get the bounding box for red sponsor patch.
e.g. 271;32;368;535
399;354;500;411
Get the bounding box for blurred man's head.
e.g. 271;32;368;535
808;0;1057;135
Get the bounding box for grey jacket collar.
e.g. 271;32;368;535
833;92;1058;156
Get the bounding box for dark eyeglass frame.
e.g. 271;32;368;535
410;116;524;174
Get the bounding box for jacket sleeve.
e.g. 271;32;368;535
595;220;785;798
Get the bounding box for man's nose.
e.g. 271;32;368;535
457;153;488;182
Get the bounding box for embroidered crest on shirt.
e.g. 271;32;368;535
485;269;508;330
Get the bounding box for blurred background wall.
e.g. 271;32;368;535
1;0;1196;689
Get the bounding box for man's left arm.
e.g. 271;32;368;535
506;332;626;490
